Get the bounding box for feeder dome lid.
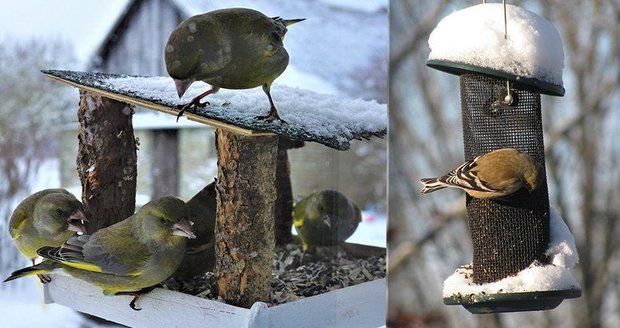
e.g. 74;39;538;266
427;4;565;96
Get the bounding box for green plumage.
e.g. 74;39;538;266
4;197;196;297
9;189;85;260
293;190;362;251
165;8;304;121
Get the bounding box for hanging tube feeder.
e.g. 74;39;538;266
426;2;580;313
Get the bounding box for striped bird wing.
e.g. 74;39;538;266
37;221;150;276
439;160;497;193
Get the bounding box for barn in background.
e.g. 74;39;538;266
61;0;388;208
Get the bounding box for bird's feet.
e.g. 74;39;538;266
255;107;287;124
116;285;161;311
37;274;51;284
176;98;210;122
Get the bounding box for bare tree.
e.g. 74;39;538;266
0;39;76;279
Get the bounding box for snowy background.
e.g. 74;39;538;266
390;1;620;328
0;0;387;327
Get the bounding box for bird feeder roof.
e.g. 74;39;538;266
427;4;565;96
43;70;386;151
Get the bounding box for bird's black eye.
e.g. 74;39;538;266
56;208;65;216
160;217;167;224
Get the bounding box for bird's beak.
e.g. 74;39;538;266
67;209;88;234
173;218;196;239
322;215;332;229
174;79;194;98
283;18;305;26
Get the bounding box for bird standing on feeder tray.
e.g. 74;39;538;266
165;8;305;123
293;190;362;261
8;189;87;283
4;197;196;311
420;148;542;199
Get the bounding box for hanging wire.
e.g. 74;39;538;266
503;0;508;39
502;0;513;105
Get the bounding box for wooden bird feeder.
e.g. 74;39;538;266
41;70;386;327
426;3;580;313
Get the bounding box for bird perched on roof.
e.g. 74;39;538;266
8;189;87;283
165;8;305;123
293;190;362;258
4;196;196;311
420;148;542;199
172;181;217;280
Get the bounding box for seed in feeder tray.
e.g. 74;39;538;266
165;8;305;122
4;197;196;311
293;190;362;260
7;189;87;283
420;148;542;199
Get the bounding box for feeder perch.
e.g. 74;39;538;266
41;70;386;326
426;4;580;313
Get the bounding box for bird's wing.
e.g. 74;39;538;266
37;220;150;276
439;160;498;192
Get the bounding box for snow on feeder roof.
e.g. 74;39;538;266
427;3;565;96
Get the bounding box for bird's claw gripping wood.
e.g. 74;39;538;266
255;106;287;125
176;98;209;122
115;284;160;311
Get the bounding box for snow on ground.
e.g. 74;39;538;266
443;207;580;297
428;3;564;86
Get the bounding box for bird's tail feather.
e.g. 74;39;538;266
3;261;56;282
420;178;447;194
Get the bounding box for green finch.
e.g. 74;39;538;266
165;8;304;122
172;181;216;280
4;196;196;311
420;148;542;199
293;190;362;253
9;188;86;282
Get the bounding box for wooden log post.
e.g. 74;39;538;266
77;91;137;232
214;128;278;307
274;137;293;245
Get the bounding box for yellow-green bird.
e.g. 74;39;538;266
172;181;216;280
9;189;87;282
165;8;305;122
4;196;196;311
293;190;362;254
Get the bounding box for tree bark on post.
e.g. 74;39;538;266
76;91;137;233
214;128;277;307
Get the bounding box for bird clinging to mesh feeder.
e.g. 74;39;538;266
423;2;580;313
165;8;305;123
420;148;542;199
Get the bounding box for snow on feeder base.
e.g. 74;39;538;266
442;208;581;313
426;3;580;312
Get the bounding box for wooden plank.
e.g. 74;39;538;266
44;275;250;328
263;279;387;328
43;274;386;328
45;73;271;137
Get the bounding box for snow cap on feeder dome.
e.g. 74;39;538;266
427;3;565;96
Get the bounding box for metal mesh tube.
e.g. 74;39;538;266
460;73;550;284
